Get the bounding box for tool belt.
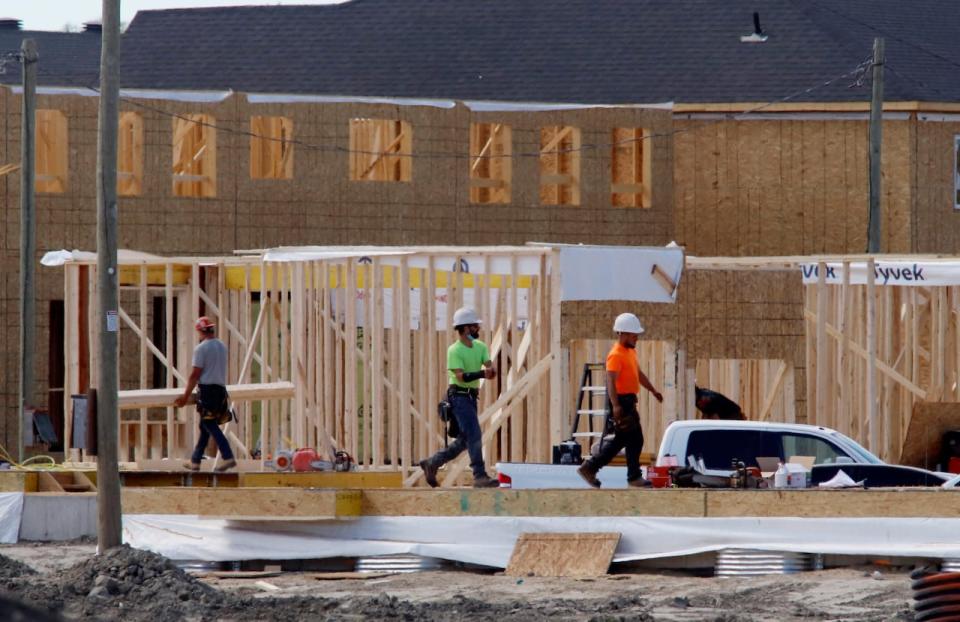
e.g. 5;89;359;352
196;384;233;425
447;385;479;398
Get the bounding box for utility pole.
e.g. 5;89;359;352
96;0;122;551
867;37;885;253
19;39;37;463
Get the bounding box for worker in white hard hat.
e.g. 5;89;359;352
418;307;500;488
175;316;236;472
578;312;662;488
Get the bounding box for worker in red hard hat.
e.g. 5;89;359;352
578;312;662;489
175;316;236;471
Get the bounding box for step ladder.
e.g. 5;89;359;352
568;363;612;441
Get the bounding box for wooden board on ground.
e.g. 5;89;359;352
505;532;620;577
899;402;960;469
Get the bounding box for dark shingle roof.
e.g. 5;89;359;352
0;28;101;87
118;0;960;104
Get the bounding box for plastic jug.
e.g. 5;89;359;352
774;462;788;489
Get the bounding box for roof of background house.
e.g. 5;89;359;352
0;22;101;87
118;0;960;105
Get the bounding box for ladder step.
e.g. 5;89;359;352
572;432;603;438
582;386;607;392
576;409;608;415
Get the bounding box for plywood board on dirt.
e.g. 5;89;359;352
506;532;620;577
899;402;960;469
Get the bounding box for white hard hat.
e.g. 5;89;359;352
452;307;482;327
613;312;644;334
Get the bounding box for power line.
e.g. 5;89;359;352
804;0;960;75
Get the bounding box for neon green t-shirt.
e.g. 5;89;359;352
447;339;489;388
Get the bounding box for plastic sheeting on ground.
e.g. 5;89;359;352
0;493;24;543
123;514;960;567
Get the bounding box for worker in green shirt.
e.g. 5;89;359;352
419;307;500;488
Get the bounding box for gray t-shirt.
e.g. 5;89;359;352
192;338;228;386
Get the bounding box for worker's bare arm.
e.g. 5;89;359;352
606;370;621;418
174;367;203;408
638;370;663;402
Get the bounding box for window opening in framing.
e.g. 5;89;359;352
349;118;411;182
172;114;216;198
954;135;960;210
250;116;293;179
611;127;652;208
36;109;68;193
539;125;580;206
469;122;512;204
118;111;143;196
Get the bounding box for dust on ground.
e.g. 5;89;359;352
0;542;917;621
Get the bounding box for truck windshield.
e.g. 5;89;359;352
826;430;883;464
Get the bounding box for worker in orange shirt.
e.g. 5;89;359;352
578;312;662;488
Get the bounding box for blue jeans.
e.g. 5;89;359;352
191;418;234;463
427;392;486;479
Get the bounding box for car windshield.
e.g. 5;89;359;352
826;430;884;464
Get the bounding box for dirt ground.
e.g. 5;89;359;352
0;541;917;621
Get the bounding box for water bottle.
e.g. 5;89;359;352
774;462;788;489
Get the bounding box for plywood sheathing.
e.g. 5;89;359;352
672;118;919;257
913;120;960;253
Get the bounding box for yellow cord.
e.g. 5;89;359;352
0;444;63;471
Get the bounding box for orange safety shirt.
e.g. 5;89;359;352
606;342;640;395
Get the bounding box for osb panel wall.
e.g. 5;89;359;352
673;118;914;256
0;88;674;451
561;268;808;422
230;100;674;249
912;120;960;253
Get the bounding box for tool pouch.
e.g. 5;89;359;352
437;400;460;439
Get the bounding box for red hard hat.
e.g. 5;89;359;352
195;316;215;331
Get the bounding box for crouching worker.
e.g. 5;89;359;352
695;385;746;420
419;307;500;489
578;312;663;488
175;316;236;472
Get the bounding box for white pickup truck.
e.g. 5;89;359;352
496;420;950;488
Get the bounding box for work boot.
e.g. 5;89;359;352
183;461;200;471
214;458;237;472
578;462;601;488
473;474;500;488
420;459;440;488
628;478;653;488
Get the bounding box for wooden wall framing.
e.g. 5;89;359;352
611;127;651;208
59;247;564;480
803;260;960;462
539;125;581;206
469;122;512;204
349;118;412;182
249;115;293;179
36;108;68;193
172;113;217;197
118;111;144;196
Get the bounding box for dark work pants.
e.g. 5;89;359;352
427;392;486;479
191;418;234;463
589;394;644;482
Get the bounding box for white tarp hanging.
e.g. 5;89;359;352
123;514;960;567
557;245;684;303
0;493;24;543
800;260;960;286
